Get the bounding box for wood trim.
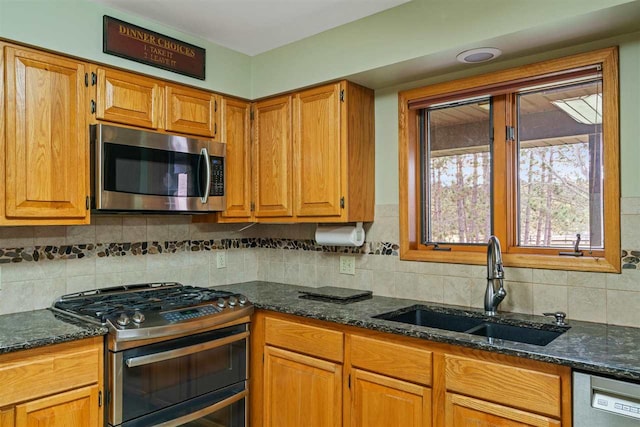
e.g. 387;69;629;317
398;47;621;273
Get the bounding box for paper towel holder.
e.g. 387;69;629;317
315;222;366;247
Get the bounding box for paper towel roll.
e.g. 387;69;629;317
315;223;365;247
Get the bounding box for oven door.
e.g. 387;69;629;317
109;324;248;427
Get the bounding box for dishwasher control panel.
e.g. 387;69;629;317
593;392;640;419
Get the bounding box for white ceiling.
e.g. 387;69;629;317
92;0;410;56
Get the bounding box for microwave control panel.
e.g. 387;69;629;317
210;157;224;196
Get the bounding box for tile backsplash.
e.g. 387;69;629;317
1;202;640;328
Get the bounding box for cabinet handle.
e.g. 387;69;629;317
90;100;96;114
91;72;97;86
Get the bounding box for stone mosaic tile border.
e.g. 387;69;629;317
1;240;635;269
622;250;640;269
0;238;400;264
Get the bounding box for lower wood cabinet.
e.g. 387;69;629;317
0;337;103;427
350;368;431;427
445;393;561;427
264;346;342;427
252;311;572;427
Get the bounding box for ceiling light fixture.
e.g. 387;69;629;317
456;47;502;64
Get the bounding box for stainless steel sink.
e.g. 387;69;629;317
374;305;569;346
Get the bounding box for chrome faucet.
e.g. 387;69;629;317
485;236;507;315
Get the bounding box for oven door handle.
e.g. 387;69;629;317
154;389;248;427
125;331;249;368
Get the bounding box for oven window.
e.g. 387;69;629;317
103;143;207;197
118;325;247;424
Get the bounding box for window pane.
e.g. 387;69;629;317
517;80;603;248
425;99;492;244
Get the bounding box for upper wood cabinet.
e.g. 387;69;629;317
293;81;374;222
219;97;253;221
293;83;342;217
253;95;294;218
222;80;374;223
94;66;221;139
1;43;90;225
165;84;221;140
95;67;162;129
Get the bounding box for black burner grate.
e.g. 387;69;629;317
53;284;235;324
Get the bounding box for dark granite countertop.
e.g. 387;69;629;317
0;309;108;355
220;281;640;382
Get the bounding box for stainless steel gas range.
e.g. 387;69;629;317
51;282;253;427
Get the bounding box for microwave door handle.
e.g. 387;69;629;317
125;331;249;368
200;147;212;204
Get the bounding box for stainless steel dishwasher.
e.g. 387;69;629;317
574;371;640;426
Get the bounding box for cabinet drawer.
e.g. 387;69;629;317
445;354;562;418
265;316;343;362
0;338;102;407
350;334;432;386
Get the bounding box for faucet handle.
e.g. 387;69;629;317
543;311;568;326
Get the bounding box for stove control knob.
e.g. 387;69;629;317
228;296;238;307
116;313;130;327
216;298;227;308
131;311;145;324
238;295;248;305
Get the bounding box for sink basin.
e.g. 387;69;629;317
374;306;484;332
374;305;568;346
465;322;564;346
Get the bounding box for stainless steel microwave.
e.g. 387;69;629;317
90;124;225;213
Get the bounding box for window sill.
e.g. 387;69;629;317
400;246;620;273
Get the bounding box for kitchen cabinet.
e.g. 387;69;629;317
0;337;103;427
165;83;221;140
253;313;343;427
445;393;560;427
444;353;565;426
94;66;221;139
293;81;374;222
251;311;572;427
218;97;253;221
95;66;163;129
253;95;294;218
348;334;432;427
0;43;90;225
227;80;374;223
264;346;342;427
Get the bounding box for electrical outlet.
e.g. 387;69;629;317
216;251;227;269
339;256;355;275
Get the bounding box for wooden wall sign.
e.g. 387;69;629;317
103;15;206;80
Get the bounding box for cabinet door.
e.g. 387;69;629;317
14;385;100;427
166;85;221;139
445;393;560;427
350;368;431;427
254;96;293;218
3;46;88;222
219;98;253;220
264;346;341;427
95;67;162;129
293;83;343;217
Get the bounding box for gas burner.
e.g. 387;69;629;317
50;282;253;345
